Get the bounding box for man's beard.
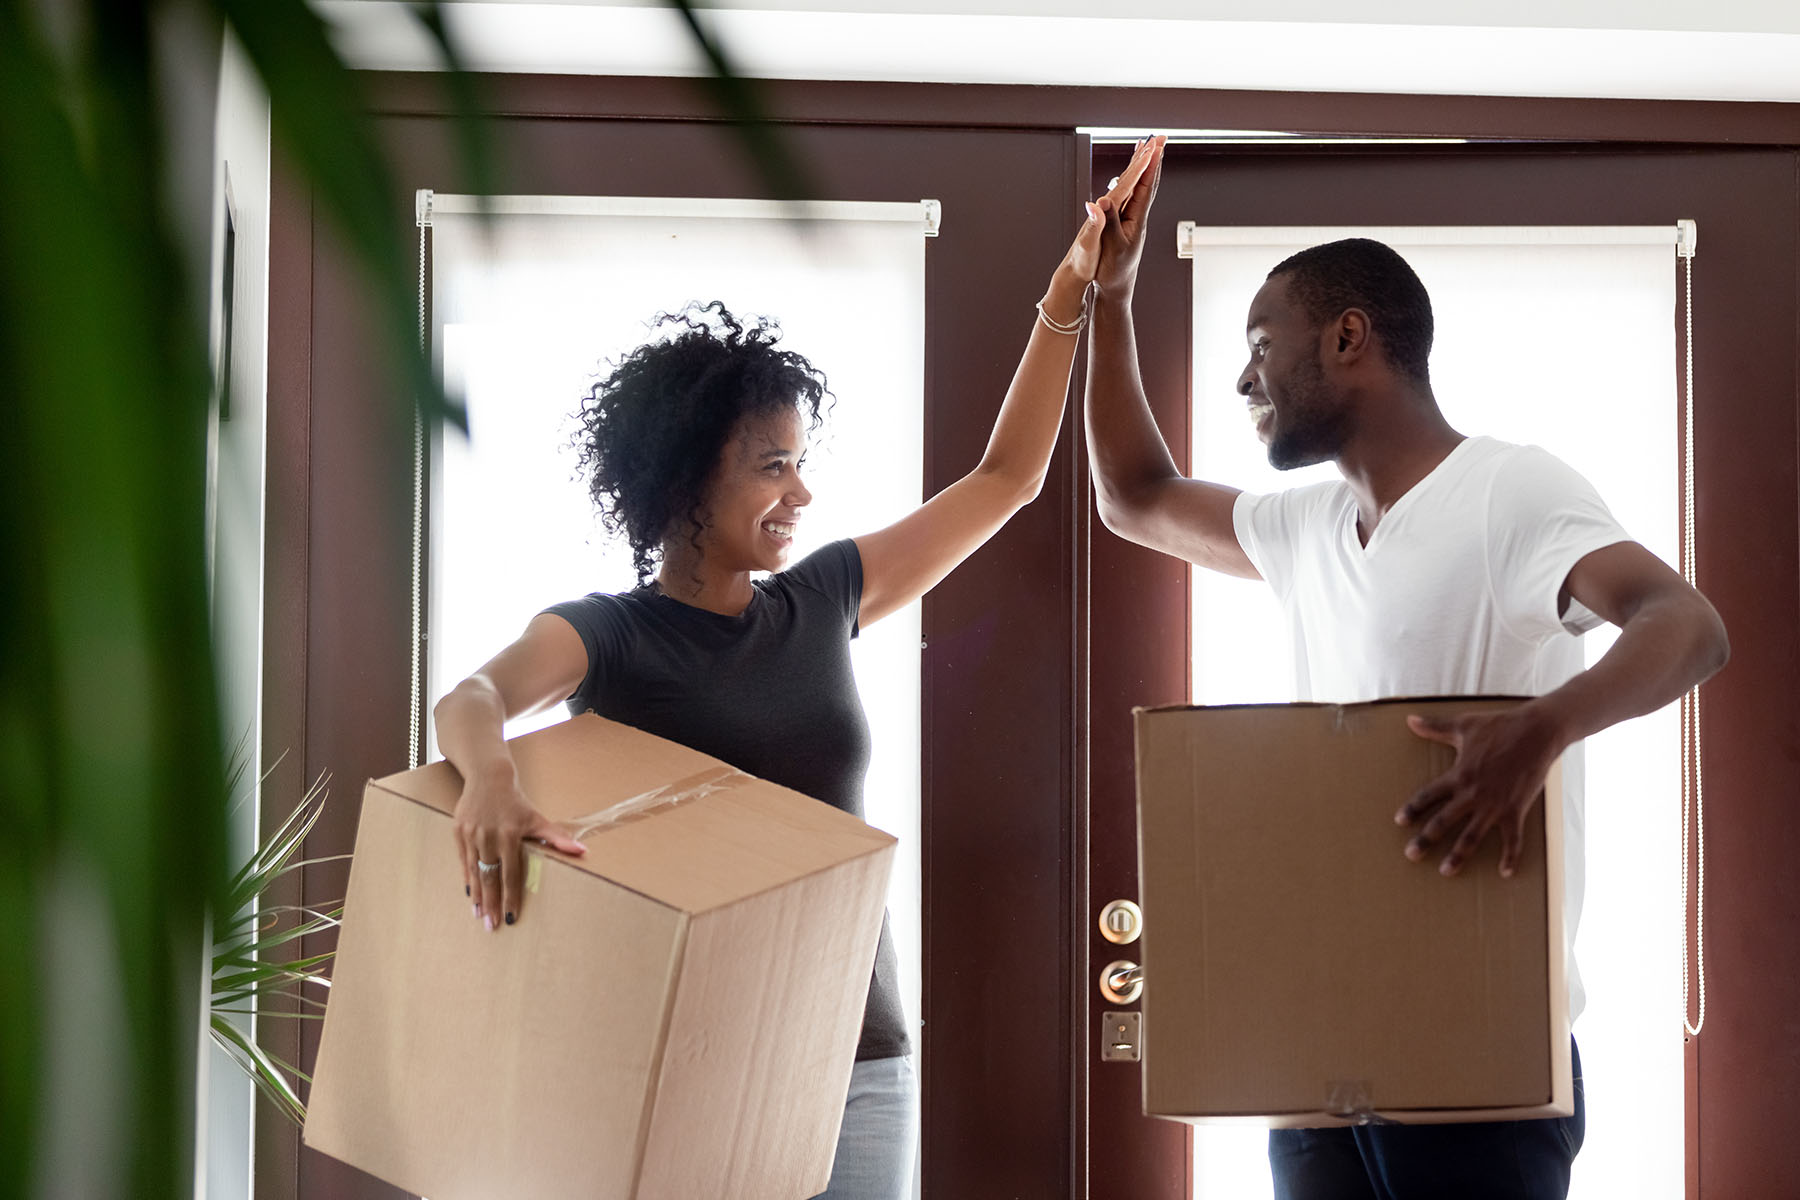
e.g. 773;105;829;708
1266;350;1351;471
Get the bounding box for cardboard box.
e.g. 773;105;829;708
1133;697;1571;1127
304;713;897;1199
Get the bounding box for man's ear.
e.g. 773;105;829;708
1334;308;1373;360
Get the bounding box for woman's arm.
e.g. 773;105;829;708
853;140;1158;628
433;612;592;930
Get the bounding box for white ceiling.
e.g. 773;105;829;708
315;0;1800;103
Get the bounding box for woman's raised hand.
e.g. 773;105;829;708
1041;197;1106;327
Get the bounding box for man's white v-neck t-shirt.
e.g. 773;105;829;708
1232;434;1633;1021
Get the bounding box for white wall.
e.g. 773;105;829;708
429;0;1800;35
201;29;272;1200
318;0;1800;102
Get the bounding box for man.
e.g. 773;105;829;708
1085;137;1729;1197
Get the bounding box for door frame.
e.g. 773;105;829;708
260;75;1800;1200
1090;137;1800;1200
266;108;1099;1200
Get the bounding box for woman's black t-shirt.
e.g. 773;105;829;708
544;539;909;1061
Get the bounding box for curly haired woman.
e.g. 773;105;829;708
432;140;1157;1199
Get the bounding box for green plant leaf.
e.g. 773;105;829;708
662;0;817;205
211;0;465;432
408;1;502;210
211;1015;307;1127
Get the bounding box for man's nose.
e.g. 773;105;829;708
1237;366;1255;396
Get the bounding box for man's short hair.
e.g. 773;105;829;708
1268;239;1434;385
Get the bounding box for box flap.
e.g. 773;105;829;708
371;712;722;820
370;714;896;913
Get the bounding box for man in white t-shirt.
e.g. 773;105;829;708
1084;138;1729;1198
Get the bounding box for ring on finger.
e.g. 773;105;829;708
477;859;502;875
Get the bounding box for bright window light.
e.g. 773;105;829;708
1186;232;1681;1198
422;203;927;1058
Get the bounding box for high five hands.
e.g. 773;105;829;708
1094;135;1167;298
1044;136;1166;326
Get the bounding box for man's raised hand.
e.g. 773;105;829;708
1094;134;1167;300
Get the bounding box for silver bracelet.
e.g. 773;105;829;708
1035;281;1094;336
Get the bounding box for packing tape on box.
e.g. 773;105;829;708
565;765;749;841
517;766;750;894
1325;1080;1398;1126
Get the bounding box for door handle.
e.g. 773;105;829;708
1099;959;1143;1004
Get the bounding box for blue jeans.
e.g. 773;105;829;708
811;1055;919;1200
1268;1039;1586;1200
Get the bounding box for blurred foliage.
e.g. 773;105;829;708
0;1;803;1197
210;767;339;1129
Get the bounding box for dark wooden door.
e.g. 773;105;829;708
1086;140;1800;1200
265;104;1132;1199
263;94;1799;1200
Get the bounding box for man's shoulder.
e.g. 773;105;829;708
1455;436;1602;500
1235;475;1352;553
1454;435;1570;475
1246;475;1351;520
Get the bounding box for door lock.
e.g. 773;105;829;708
1101;1011;1141;1062
1098;898;1143;945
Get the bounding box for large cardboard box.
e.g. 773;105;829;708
305;713;897;1199
1133;697;1571;1127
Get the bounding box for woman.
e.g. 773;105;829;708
433;138;1157;1199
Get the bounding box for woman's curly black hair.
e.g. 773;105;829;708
574;301;830;582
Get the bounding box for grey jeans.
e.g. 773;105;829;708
811;1055;919;1200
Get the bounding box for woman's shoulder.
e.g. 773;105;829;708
769;538;861;597
543;585;659;636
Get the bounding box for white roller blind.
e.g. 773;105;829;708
1184;227;1683;1200
419;197;930;1056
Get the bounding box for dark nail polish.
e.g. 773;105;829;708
465;884;470;897
504;912;515;926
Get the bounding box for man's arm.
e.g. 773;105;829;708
1398;541;1729;876
1084;137;1258;580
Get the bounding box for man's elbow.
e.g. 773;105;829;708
1664;585;1731;684
1697;598;1730;681
1093;478;1154;541
1094;492;1131;539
